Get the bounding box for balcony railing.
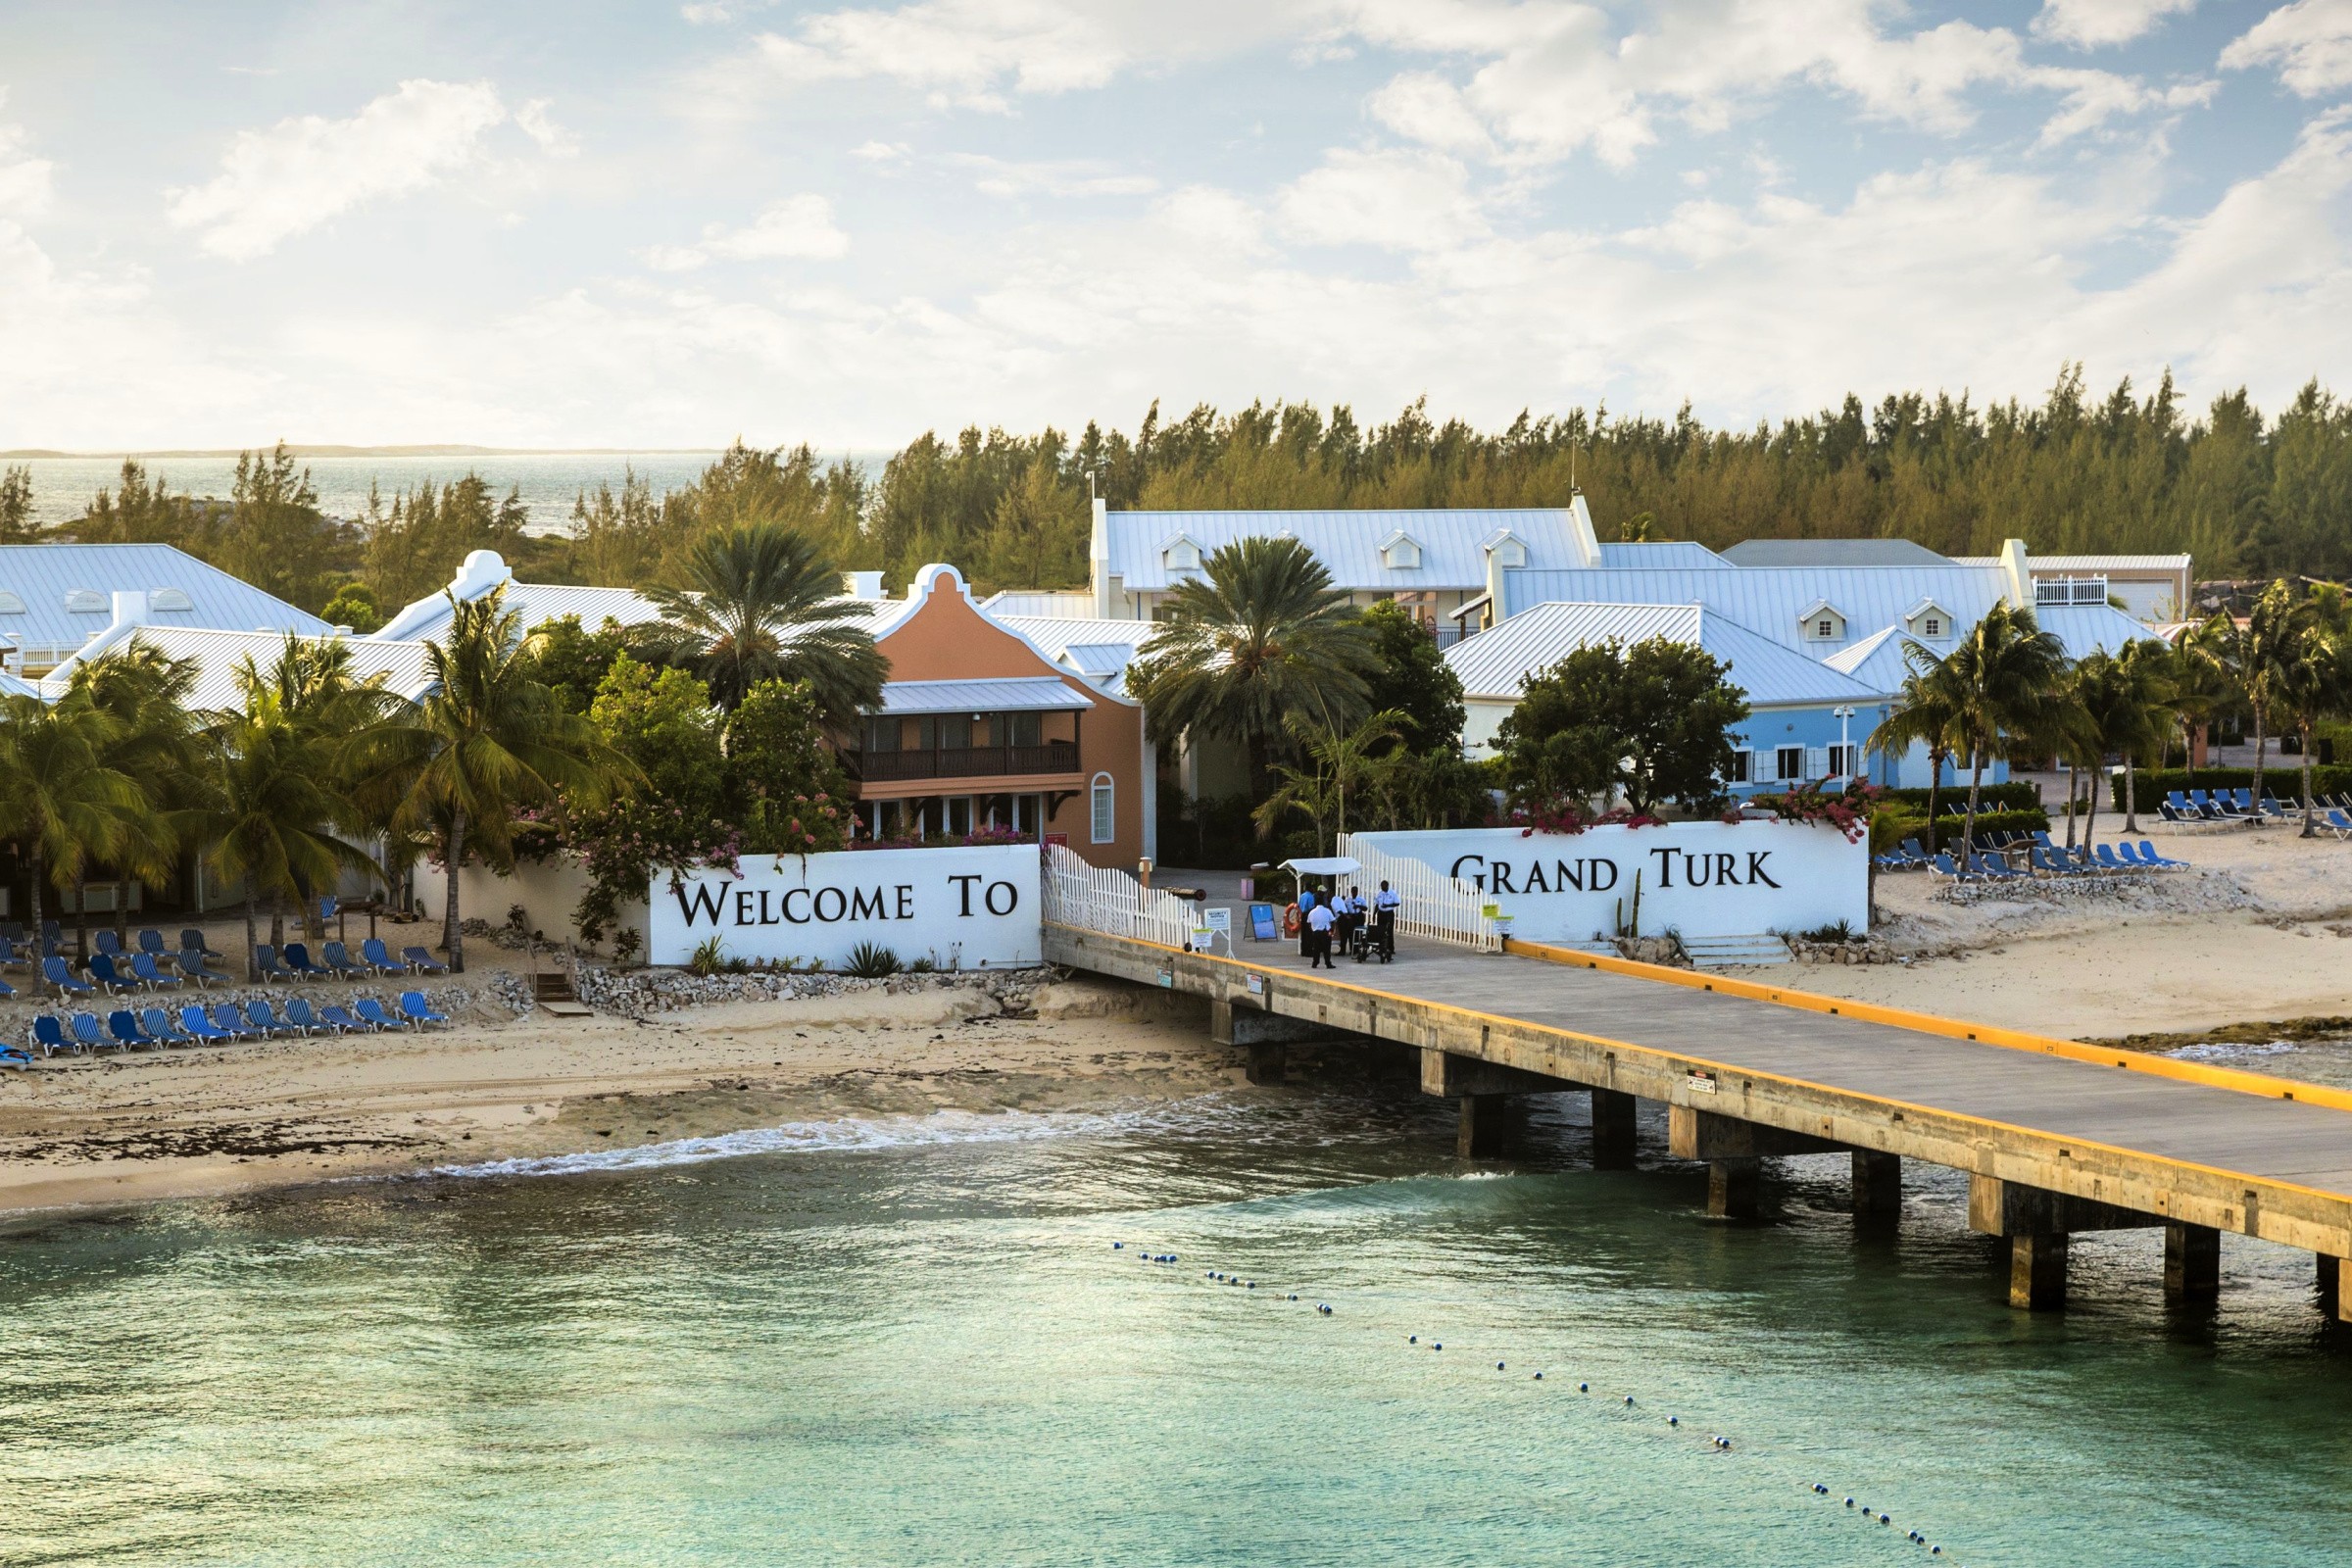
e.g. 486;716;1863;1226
846;741;1081;783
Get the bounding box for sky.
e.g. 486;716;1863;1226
1;0;2349;451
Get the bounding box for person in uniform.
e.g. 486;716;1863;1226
1373;880;1401;958
1305;897;1336;968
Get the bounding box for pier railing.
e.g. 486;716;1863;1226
1042;843;1197;949
1338;833;1504;953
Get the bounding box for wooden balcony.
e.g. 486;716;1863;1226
844;741;1081;784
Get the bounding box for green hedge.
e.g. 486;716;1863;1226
1873;782;2041;812
2108;766;2352;811
1880;807;2051;854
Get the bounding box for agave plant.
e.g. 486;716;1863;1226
843;940;902;978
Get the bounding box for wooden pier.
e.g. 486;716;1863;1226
1046;922;2352;1315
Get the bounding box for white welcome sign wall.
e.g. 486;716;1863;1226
1353;822;1868;941
648;844;1042;969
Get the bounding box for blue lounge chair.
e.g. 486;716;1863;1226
0;1040;26;1069
70;1012;115;1053
42;956;91;999
177;950;229;988
0;976;13;1000
245;1000;294;1036
2327;809;2352;842
354;998;409;1030
106;1009;151;1050
253;945;297;983
141;1006;192;1045
402;946;449;975
137;928;169;958
400;991;451;1029
178;1005;233;1043
2231;788;2260;816
1974;854;2024;879
319;941;367;977
318;1004;368;1033
2093;843;2131;869
31;1015;74;1055
359;938;400;974
208;1004;260;1040
282;943;331;980
93;929;122;957
85;953;137;993
181;927;223;957
1930;852;1965;878
130;952;181;990
0;935;30;971
40;919;62;952
283;998;333;1033
2136;839;2185;867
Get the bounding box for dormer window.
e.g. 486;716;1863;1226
1797;600;1845;642
1161;534;1202;571
1904;598;1953;641
1380;531;1423;571
151;587;193;612
1484;529;1528;569
64;590;106;613
0;591;24;614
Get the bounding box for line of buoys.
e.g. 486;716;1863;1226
1116;1244;1973;1564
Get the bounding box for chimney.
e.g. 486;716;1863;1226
1091;496;1115;617
842;570;885;601
1998;539;2031;609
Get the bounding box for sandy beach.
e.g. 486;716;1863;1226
0;974;1235;1218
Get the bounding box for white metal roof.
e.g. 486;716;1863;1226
0;543;330;654
978;589;1098;618
40;625;436;710
872;676;1094;714
377;580;667;643
1953;554;2190;573
993;614;1159;698
1101;507;1598;592
1446;601;1886;707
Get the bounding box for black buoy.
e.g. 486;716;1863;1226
1112;1242;1122;1250
1533;1372;1544;1380
1408;1336;1417;1344
1844;1499;1855;1508
1667;1416;1679;1427
1496;1362;1506;1371
1623;1396;1634;1406
1579;1383;1589;1393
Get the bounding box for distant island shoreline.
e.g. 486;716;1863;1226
1;446;730;460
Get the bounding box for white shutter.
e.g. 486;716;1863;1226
1805;747;1831;779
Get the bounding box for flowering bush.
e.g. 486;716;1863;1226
1747;779;1883;843
1492;803;1668;836
569;794;743;944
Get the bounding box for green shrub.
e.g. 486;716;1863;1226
2109;766;2352;811
843;941;902;978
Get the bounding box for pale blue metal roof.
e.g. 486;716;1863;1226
1103;508;1592;592
1446;601;1885;708
872;676;1092;714
0;544;329;656
1596;541;1732;569
1498;564;2153;662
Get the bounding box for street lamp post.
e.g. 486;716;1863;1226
1833;706;1856;782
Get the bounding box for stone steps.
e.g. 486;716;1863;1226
1679;933;1793;969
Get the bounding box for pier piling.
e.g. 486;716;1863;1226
2164;1223;2221;1300
1590;1088;1637;1169
2010;1234;2069;1309
1708;1158;1761;1220
1851;1151;1901;1219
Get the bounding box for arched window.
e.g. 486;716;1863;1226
1089;772;1115;844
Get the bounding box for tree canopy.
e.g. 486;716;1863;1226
1494;638;1750;816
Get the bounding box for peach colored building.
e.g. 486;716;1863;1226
848;564;1153;869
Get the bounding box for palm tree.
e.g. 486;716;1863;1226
355;589;631;971
198;694;379;975
645;521;887;719
2167;619;2230;789
2068;649;2172;851
69;641;204;953
0;691;140;951
1866;655;1968;850
1939;602;2071;865
2277;584;2352;838
1131;536;1379;806
2108;637;2179;834
1254;709;1406;852
2198;583;2296;812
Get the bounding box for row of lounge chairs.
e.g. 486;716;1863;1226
1878;830;2185;881
2160;788;2295;824
4;932;447;1002
7;992;454;1064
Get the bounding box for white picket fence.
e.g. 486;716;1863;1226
1042;842;1197;949
1338;832;1504;953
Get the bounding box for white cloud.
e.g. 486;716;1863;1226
2223;1;2352;97
513;99;576;157
0;96;56;220
852;139;912;162
1277;147;1487;250
2034;0;2199;48
2034;70;2216;145
643;195;850;270
952;154;1155;197
165;79;514;260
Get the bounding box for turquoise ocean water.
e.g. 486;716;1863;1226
4;1076;2350;1567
